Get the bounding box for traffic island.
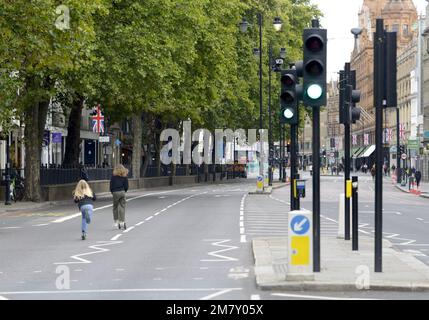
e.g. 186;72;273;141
253;236;429;292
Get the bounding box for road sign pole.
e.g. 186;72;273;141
352;176;359;251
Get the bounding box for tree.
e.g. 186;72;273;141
0;0;107;201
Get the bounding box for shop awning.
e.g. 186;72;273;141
361;144;376;158
352;147;364;158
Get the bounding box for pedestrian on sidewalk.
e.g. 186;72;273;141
371;164;376;180
110;164;129;230
415;169;422;189
73;180;96;240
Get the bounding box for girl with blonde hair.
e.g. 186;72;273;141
110;164;129;229
73;179;97;240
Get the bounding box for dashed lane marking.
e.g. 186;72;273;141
251;294;261;300
52;190;180;224
0;296;8;300
110;234;122;241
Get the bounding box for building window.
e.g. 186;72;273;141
392;24;399;33
403;24;409;37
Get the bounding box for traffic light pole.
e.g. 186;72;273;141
344;63;351;241
290;124;298;211
279;120;283;181
374;19;385;273
312;107;321;272
257;13;264;188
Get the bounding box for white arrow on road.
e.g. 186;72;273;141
294;218;308;232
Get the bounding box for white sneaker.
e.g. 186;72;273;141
113;221;118;229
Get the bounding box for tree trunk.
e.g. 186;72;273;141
131;113;143;179
63;95;84;166
141;145;150;177
24;100;49;202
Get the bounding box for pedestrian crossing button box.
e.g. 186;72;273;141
297;179;306;198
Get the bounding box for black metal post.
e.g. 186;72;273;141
290;124;298;211
312;107;321;272
282;124;286;182
4;133;11;205
344;63;351;241
352;176;359;251
396;106;401;184
258;13;264;184
374;19;385;273
268;42;273;186
279;121;283;181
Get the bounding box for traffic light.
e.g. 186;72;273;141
350;70;361;124
280;69;299;125
303;27;327;107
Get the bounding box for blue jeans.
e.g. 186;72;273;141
80;204;93;233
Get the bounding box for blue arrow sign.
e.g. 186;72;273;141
290;215;310;235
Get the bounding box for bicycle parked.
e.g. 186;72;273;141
10;174;25;202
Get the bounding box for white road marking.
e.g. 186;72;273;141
200;288;241;301
33;271;42;273
32;224;49;227
54;241;123;265
417;218;424;221
240;235;247;243
0;296;8;300
74;269;83;272
272;293;377;300
110;234;122;241
52;190;179;223
145;216;153;221
136;222;145;226
123;226;135;233
239;221;244;228
0;227;22;230
193;278;204;281
251;294;261;300
240;227;245;234
201;239;238;262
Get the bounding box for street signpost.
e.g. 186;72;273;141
287;210;314;280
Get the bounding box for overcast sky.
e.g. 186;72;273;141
310;0;428;81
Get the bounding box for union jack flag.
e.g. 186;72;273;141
384;128;393;143
399;123;406;141
352;135;357;146
364;133;369;146
92;104;104;134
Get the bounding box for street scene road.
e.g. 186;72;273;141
1;174;429;301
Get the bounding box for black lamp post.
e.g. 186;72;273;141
240;15;282;187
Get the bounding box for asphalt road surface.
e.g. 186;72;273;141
1;177;429;300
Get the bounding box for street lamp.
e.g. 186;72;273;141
240;14;282;188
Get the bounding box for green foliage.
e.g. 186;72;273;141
0;0;321;135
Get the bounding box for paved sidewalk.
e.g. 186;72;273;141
394;181;429;199
253;236;429;291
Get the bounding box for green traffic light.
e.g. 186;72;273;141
307;84;323;100
283;108;294;119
